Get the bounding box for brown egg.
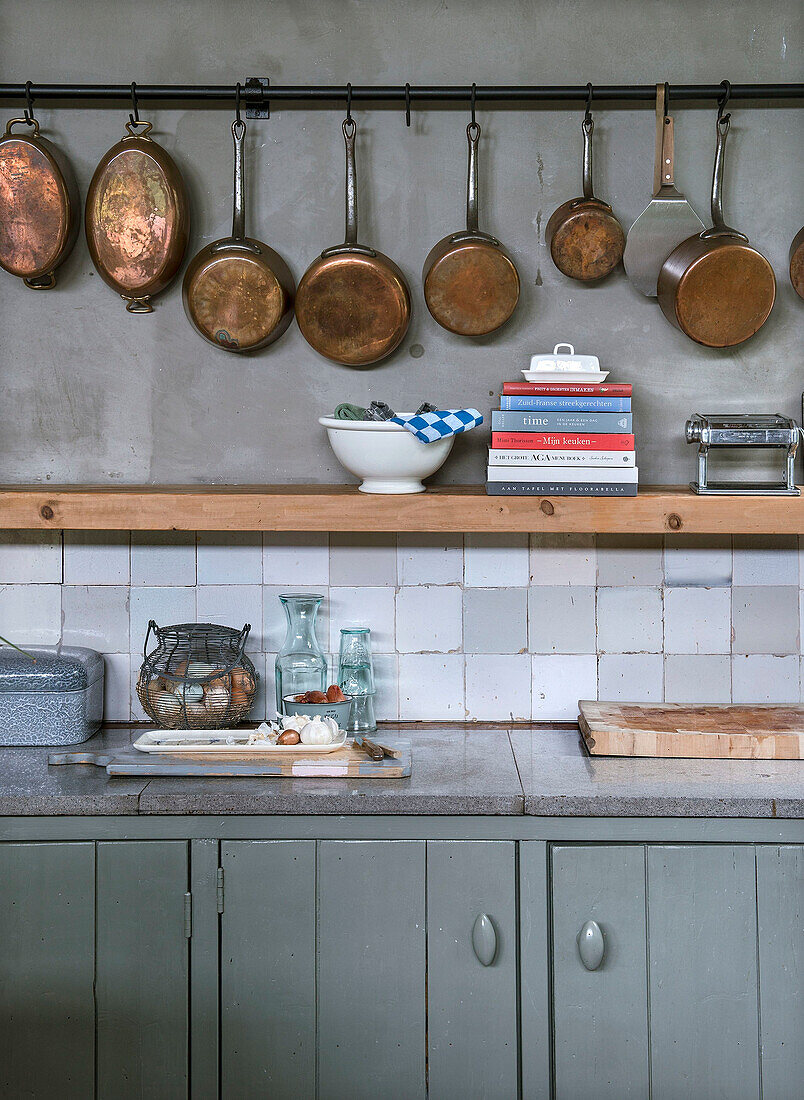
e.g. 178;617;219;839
305;690;328;704
174;659;188;677
326;684;346;702
277;729;300;745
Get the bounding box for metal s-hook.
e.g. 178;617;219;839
345;82;352;124
129;81;139;125
404;82;411;127
584;81;593;125
23;81;36;126
717;78;731;123
235;81;242;125
470;82;477;127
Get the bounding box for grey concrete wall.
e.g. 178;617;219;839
2;0;802;485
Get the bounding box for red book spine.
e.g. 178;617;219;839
502;382;632;396
491;432;635;450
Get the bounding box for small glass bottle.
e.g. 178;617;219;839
275;593;327;714
338;626;376;733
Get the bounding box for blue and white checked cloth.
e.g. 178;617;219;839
391;409;483;444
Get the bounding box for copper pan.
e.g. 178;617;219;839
86;117;189;313
183;118;294;352
546;115;624;283
657;113;775;348
789;225;804;300
295;118;410;367
0;115;79;289
423;121;519;336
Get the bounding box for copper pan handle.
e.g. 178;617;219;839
466;121;481;233
231;119;246;241
702;114;747;242
343;117;358;246
582;116;595;200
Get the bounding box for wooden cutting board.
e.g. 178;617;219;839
578;701;804;759
49;740;412;777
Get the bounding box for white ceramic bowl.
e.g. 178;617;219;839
319;416;455;494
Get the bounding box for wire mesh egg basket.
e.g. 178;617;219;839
136;621;258;729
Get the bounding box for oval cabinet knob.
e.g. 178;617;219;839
577;919;605;971
472;913;497;966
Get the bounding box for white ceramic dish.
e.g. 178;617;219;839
319;415;455;494
521;370;609;383
133;728;348;754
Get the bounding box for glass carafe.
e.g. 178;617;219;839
275;594;327;714
338;626;376;733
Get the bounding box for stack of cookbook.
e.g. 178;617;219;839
486;344;637;496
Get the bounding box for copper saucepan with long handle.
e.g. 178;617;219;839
545;113;624;282
422;121;520;335
295;116;410;367
657;111;776;347
182;116;295;352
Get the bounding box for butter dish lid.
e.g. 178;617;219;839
0;645;104;692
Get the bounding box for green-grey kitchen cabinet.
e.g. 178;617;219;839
540;843;803;1100
427;841;518;1100
0;842;95;1100
95;840;190;1099
0;839;190;1100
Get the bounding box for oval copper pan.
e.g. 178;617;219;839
86;120;189;312
0;118;79;287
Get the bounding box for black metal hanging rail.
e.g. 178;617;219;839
1;82;802;110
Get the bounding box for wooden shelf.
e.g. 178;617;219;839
0;484;801;534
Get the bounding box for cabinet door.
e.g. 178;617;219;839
756;845;804;1100
551;845;649;1100
0;842;95;1099
647;845;759;1100
220;840;316;1099
318;840;426;1100
96;841;189;1099
427;841;517;1099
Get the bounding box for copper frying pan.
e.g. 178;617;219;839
182;118;295;352
422;121;519;335
545;114;624;282
657;112;775;347
789;226;804;300
0;114;79;289
295;117;410;367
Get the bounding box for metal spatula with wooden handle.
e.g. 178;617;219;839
623;83;705;296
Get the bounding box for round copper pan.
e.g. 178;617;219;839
423;123;519;336
86;119;190;313
658;115;775;348
183;119;294;352
789;226;804;301
0;117;80;288
545;117;624;283
295;119;410;367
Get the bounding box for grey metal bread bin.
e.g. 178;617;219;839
0;645;104;746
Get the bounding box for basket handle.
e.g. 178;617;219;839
236;623;251;661
143;619;159;661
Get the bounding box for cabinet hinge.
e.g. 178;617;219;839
184;892;192;938
216;867;225;914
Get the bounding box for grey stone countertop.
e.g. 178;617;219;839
0;724;801;817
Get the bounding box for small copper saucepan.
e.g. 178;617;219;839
423;121;519;336
657;111;776;347
789;226;804;300
295;116;410;367
0;109;80;289
183;115;295;352
546;112;624;282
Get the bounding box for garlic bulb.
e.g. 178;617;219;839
299;717;335;745
280;714;307;733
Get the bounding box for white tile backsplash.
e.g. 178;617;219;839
395;586;462;653
6;532;802;722
0;531;62;584
104;653;131;720
0;584;61;646
531;654;598;719
64;532;129;585
464;533;529;587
